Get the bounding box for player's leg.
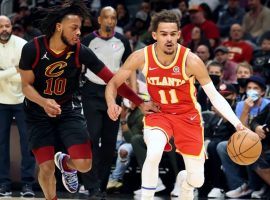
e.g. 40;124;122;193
177;154;205;200
32;146;57;200
141;128;167;200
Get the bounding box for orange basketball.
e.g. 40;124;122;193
227;130;262;165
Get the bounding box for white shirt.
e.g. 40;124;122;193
0;35;27;104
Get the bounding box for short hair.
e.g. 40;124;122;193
150;10;180;32
207;61;224;73
39;0;89;39
236;62;253;74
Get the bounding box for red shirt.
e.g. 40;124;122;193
182;20;220;46
222;40;253;63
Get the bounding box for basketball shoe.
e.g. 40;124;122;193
54;152;78;193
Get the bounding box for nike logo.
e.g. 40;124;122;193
190;114;198;121
149;67;158;71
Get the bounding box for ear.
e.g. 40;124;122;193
152;32;157;40
56;23;62;32
178;30;181;40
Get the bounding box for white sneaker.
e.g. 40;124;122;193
78;185;89;195
177;170;194;200
251;185;267;199
133;178;166;195
171;183;180;197
225;183;252;198
207;188;224;198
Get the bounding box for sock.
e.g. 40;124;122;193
62;155;73;172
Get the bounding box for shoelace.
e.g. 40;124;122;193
64;171;78;189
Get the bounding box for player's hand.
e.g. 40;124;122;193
43;99;61;117
139;101;160;115
236;123;259;138
107;103;122;121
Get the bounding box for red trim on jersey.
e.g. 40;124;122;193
32;146;54;165
97;67;143;106
67;141;92;159
32;37;40;69
75;42;81;68
43;37;70;58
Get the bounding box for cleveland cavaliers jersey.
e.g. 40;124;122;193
19;35;105;104
142;43;198;114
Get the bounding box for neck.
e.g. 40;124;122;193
49;35;67;52
154;44;177;66
98;29;114;38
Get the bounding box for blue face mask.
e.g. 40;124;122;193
247;89;260;101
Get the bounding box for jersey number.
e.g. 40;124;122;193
158;89;178;104
44;78;67;95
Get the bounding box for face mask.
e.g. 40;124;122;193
209;75;221;86
247;89;260;101
237;78;248;88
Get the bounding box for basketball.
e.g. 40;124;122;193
227;130;262;165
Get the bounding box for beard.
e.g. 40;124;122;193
164;50;174;55
105;26;112;33
61;31;73;46
0;31;11;42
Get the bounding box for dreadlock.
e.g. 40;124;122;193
39;0;90;39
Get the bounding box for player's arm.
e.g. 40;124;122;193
185;52;243;130
19;42;61;117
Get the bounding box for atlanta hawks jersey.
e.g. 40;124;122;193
143;43;199;114
19;35;105;104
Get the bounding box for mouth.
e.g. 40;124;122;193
165;43;173;48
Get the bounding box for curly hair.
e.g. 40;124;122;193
39;0;90;39
150;9;180;32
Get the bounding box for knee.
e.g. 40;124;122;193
145;149;163;165
73;159;92;173
39;161;55;177
119;149;128;159
187;172;204;188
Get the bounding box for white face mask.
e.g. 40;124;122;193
246;89;260;101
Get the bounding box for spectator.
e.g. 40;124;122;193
217;0;245;38
79;6;132;198
242;0;270;44
177;0;190;27
0;15;36;197
214;45;238;84
205;83;238;198
195;44;212;65
235;62;253;102
115;3;130;28
222;23;254;63
182;4;220;47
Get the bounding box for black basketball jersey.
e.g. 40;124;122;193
19;35;105;104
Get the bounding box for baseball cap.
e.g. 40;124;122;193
246;75;266;90
214;46;229;54
188;4;203;12
218;83;237;96
135;11;147;22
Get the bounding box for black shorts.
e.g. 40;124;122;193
24;98;89;150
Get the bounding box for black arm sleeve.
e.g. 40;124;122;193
19;41;37;70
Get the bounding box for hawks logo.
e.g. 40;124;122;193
173;66;180;73
45;61;67;77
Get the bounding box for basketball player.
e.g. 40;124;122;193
105;10;254;200
18;1;150;200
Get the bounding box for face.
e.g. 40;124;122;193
196;45;210;62
230;24;243;41
116;4;126;17
208;66;222;76
178;2;188;13
98;8;117;33
189;11;204;25
0;16;12;44
57;15;81;46
215;51;228;64
152;22;180;55
248;0;259;10
261;39;270;51
228;0;239;9
246;82;264;97
236;66;252;78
